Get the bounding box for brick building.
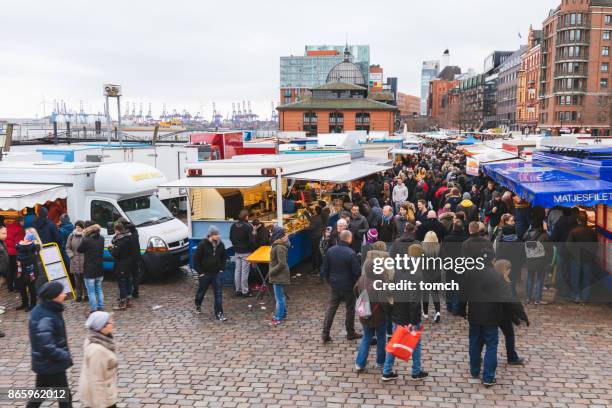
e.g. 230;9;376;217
517;26;543;133
277;82;397;135
397;92;421;117
539;0;612;135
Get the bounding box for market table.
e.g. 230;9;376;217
247;246;271;301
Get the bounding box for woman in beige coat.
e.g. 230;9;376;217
78;311;118;408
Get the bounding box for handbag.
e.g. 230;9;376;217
385;324;424;362
355;288;372;319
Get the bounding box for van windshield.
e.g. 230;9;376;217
118;196;174;227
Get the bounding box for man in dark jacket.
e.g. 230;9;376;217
27;281;73;407
119;218;142;298
77;223;105;313
348;205;369;254
416;210;447;241
367;198;383;229
484;192;507;236
551;207;579;300
377;205;397;244
458;248;505;387
566;213;597;303
230;210;254;297
194;226;228;321
321;230;362;343
462;222;494;260
34;207;61;246
305;207;324;273
441;220;468;314
109;222;133;310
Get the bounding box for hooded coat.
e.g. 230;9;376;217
29;300;73;375
269;239;290;285
78;335;118;408
34;207;61;246
65;230;85;275
456;199;479;223
354;249;391;328
110;231;133;278
77;225;105;279
366;198;383;228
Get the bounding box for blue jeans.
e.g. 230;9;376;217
355;323;387;369
273;284;287;321
84;277;104;312
469;324;498;382
570;260;592;302
383;323;422;376
526;268;545;302
195;273;223;316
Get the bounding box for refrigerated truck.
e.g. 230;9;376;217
0;161;190;279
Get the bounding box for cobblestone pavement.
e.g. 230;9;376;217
1;268;611;408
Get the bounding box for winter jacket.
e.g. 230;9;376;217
422;239;442;283
252;225;271;249
320;241;361;293
193;238;226;276
109;232;133;278
416;218;447;242
456;199;479;223
348;214;369;253
77;225;105;279
29;300;73;375
458;265;505;326
377;218;397;243
495;226;524;272
513;203;531;239
269;240;290;285
5;222;25;256
65;231;85;275
16;242;41;283
445;195;462;212
58;221;74;250
367;198;383;228
123;222;142;268
306;213;324;240
229;221;254;254
566;224;598;263
385;265;423;326
484;199;508;228
354;249;391;328
461;233;494;260
34;207;61;246
393;215;408;238
78;336;118;408
551;214;578;243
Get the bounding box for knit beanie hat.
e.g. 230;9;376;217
207;225;220;237
85;311;111;332
270;226;286;243
38;281;64;300
462;192;471;200
366;228;379;244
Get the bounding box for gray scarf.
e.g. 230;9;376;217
88;329;116;353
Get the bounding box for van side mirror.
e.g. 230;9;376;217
106;222;115;236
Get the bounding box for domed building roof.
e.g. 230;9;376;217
325;46;366;86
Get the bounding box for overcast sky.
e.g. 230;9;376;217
1;0;554;120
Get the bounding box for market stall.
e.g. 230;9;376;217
160;154;391;267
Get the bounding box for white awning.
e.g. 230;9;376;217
0;184;68;211
158;176;273;189
287;163;390;183
471;151;517;163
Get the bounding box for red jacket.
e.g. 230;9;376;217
5;223;25;255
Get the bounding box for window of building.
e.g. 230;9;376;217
328;112;344;133
303;112;318;136
607;15;612;25
570;14;576;25
604;47;610;56
604;31;611;40
601;78;609;89
355;113;370;132
602;62;609;72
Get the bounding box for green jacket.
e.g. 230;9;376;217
269;241;290;285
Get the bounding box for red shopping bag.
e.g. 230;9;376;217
385;324;423;362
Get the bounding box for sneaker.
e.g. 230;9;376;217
195;306;202;314
375;363;384;369
347;332;363;340
112;302;126;311
508;358;525;366
471;372;480;379
354;364;365;373
0;330;5;338
321;334;332;344
422;313;429;320
216;313;228;322
381;372;399;381
536;300;548;305
235;291;242;297
482;378;497;387
270;319;282;327
434;312;441;323
411;371;429;380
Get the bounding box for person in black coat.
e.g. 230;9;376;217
461;222;494;260
305;207;324;273
230;210;255;297
441;220;468;314
377;206;397;244
551;207;579;300
33;206;61;246
321;230;362;342
484;192;508;235
458;248;506;387
109;222;133;310
77;223;105;313
416;211;447;242
119;218;142;298
495;224;524;288
193;226;228;320
28;281;73;407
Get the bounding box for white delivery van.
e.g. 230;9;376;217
0;161;190;279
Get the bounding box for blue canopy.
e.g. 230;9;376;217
483;161;612;207
457;136;479;146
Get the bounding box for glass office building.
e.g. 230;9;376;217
421;60;440;115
